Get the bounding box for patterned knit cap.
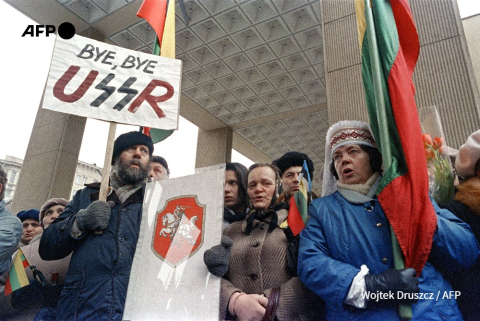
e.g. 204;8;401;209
322;120;377;196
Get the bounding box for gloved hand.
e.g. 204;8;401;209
365;268;419;303
76;200;115;233
203;235;233;277
43;284;63;308
228;292;268;321
11;279;44;310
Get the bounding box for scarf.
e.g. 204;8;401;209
109;171;144;204
224;207;247;224
337;172;381;204
244;199;288;235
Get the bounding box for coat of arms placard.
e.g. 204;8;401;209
152;196;205;267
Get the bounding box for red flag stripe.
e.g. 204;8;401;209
137;0;168;45
378;0;437;273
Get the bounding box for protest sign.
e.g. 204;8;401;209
123;166;224;320
43;34;182;129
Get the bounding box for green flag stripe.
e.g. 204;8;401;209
361;1;407;193
8;268;21;291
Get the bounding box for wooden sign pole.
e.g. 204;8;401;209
99;122;117;201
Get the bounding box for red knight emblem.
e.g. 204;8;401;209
152;196;205;267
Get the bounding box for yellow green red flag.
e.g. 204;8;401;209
4;248;30;296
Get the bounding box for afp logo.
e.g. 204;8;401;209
22;22;75;39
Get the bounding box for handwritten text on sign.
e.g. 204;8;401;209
43;34;182;129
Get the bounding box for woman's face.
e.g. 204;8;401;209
333;144;374;185
247;166;276;210
42;204;65;229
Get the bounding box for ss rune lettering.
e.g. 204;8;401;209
53;66;173;118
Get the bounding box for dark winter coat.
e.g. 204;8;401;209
442;177;480;321
39;182;144;321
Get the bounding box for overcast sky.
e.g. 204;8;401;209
1;0;478;178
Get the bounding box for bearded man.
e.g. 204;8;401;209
39;131;153;321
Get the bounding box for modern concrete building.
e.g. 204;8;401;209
5;0;479;211
462;13;480;99
0;155;102;210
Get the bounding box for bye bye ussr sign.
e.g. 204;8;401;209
43;34;182;129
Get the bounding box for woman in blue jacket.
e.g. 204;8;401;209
298;120;479;320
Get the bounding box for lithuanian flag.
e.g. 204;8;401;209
137;0;175;142
356;0;437;277
5;248;30;296
288;160;311;236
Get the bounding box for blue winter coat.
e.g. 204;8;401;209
298;191;479;320
39;183;144;321
0;199;22;275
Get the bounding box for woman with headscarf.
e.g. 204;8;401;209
220;163;323;321
298;120;479;320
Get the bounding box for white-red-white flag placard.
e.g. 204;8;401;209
124;166;224;320
43;34;182;129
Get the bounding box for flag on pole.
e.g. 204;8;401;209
4;249;30;296
287;160;311;236
137;0;167;47
355;0;437;276
138;0;175;142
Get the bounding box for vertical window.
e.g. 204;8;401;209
8;171;17;184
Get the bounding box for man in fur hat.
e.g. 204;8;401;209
40;131;153;321
273;151;314;201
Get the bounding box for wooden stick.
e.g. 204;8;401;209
99;122;117;201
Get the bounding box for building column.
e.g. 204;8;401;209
195;127;233;169
11;103;86;212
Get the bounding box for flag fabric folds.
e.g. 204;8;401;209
137;0;167;47
138;0;175;143
5;248;30;296
287;160;311;236
355;0;437;275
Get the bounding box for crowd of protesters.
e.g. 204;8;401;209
1;124;480;321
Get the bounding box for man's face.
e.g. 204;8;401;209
149;162;169;181
225;170;241;210
21;219;42;244
42;204;65;229
281;166;303;199
333;144;373;185
116;145;150;185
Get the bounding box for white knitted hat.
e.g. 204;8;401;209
455;130;480;178
322;120;377;196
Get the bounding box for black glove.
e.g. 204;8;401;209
365;268;419;303
76;200;115;232
11;279;44;310
42;284;63;308
203;236;233;277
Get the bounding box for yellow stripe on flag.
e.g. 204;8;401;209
161;0;175;59
355;0;366;51
13;249;29;288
